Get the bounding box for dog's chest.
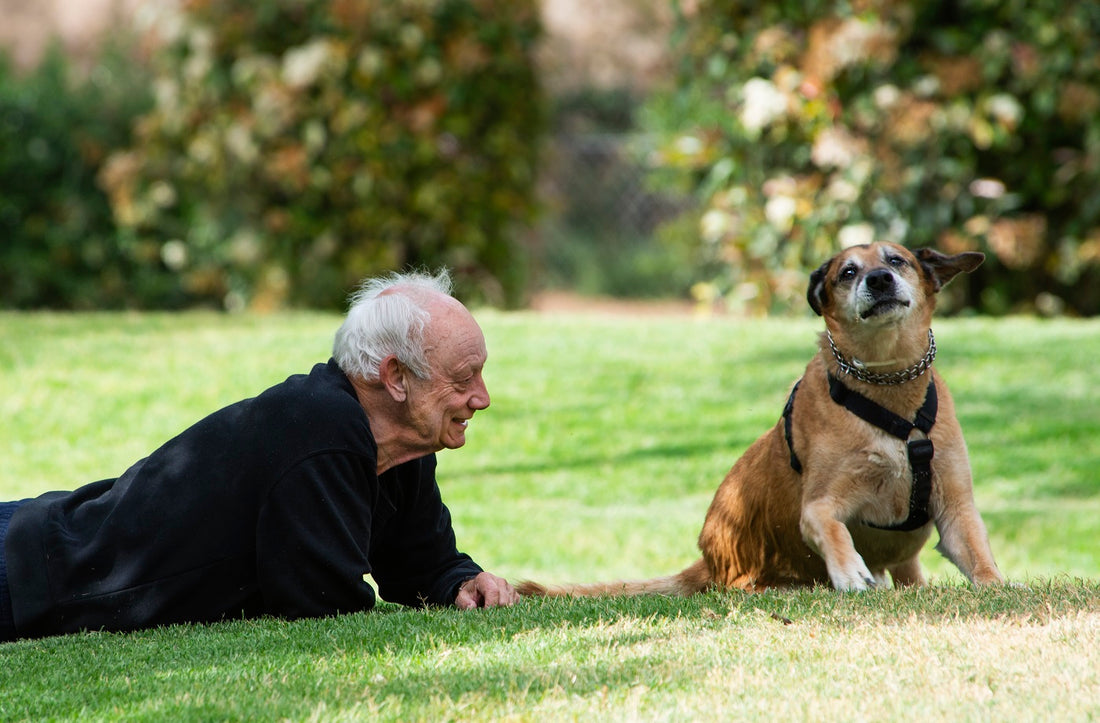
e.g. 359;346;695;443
855;433;919;523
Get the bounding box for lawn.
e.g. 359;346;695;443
1;309;1098;720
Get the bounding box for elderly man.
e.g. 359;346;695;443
0;269;517;642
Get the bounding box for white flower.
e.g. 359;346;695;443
873;84;900;110
183;28;214;84
153;78;179;112
228;229;263;266
740;78;787;133
701;209;733;243
148;181;177;208
913;75;940;98
765;195;797;231
986;94;1023;127
357;48;384;78
888;217;909;242
187;136;217;166
830;18;890;67
811;127;863;169
303;120;327;156
400;24;425;51
826;177;860;204
838;223;875;248
416;58;443;86
283;40;332;89
969;178;1006;199
160;240;187;271
225;123;258;165
674;134;703;156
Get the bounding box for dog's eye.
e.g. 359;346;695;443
887;255;908;268
840;265;858;281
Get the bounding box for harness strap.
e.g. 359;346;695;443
781;374;938;532
782;380;803;474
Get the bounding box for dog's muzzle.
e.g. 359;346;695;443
859;269;911;319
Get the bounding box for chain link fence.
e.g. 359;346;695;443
535;129;695;296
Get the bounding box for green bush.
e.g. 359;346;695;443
0;44;157;309
101;0;544;310
644;0;1100;315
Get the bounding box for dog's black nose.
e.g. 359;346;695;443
865;269;895;293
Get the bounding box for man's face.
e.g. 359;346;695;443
404;303;490;451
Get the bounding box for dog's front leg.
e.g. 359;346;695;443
934;503;1005;585
800;497;877;591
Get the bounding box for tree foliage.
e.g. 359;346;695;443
0;44;156;308
100;0;543;309
646;0;1100;315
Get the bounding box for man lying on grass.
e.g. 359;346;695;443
0;269;517;642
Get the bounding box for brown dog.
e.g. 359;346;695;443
518;243;1005;596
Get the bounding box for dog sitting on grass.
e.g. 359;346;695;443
519;243;1005;596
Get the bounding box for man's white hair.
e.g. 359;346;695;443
332;268;454;382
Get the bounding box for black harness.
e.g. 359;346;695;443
782;373;938;532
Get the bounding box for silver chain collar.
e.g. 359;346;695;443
828;329;936;385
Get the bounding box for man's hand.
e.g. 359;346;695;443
455;572;519;609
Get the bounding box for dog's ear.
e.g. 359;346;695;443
806;260;832;316
914;248;985;292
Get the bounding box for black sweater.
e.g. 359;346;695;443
5;359;482;639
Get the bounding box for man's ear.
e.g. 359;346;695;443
806;259;831;316
378;356;408;402
914;248;985;292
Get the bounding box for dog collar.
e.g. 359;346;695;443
828;329;936;385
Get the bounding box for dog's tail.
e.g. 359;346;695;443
516;557;711;598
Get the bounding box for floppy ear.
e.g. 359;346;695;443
915;248;985;292
806;260;831;316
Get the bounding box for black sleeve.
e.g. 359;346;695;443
369;455;483;607
255;451;378;619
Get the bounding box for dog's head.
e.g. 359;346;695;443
807;243;984;322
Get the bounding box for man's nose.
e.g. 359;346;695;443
469;376;490;410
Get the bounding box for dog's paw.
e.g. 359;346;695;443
829;561;878;592
835;576;877;592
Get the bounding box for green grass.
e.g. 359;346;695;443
1;310;1099;720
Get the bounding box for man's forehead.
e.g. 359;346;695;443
425;308;486;364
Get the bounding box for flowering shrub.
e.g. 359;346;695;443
646;0;1100;315
0;45;156;308
101;0;543;309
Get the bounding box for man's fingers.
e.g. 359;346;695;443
455;572;519;609
482;573;518;607
480;580;501;607
455;579;480;609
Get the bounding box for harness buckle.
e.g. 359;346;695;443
907;438;934;465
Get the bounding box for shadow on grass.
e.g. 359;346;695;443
3;582;1098;718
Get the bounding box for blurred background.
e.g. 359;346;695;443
2;0;1098;316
